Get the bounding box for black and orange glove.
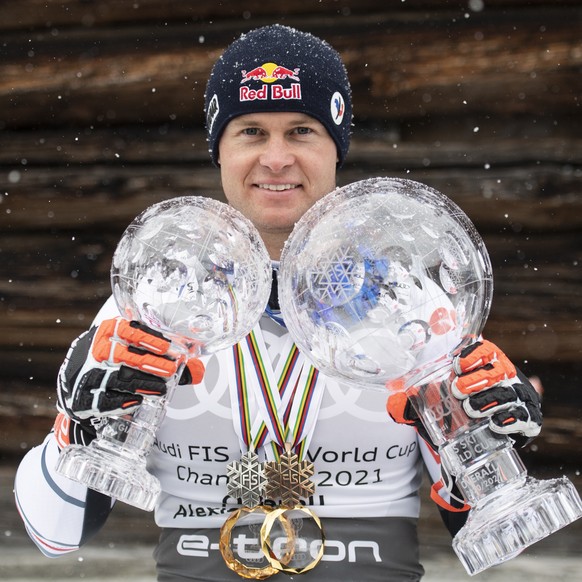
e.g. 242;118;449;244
451;339;542;447
386;383;439;450
57;317;204;427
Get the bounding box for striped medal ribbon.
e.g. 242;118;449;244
222;323;327;578
227;323;325;504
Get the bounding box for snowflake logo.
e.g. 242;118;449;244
264;449;315;507
309;247;364;306
226;451;267;507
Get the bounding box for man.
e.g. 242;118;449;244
14;25;542;581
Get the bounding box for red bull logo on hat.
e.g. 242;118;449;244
239;62;302;102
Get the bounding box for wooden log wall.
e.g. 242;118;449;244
1;1;581;468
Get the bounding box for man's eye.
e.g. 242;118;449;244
295;127;312;135
243;128;259;136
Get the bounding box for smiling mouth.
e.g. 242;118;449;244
256;183;300;192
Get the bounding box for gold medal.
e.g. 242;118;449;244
261;445;324;575
219;505;295;580
264;443;315;507
225;329;327;577
261;505;325;575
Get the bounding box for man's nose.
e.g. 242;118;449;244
259;136;295;171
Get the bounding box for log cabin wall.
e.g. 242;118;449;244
0;0;580;467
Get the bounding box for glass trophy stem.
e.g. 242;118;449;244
407;369;582;576
56;376;179;512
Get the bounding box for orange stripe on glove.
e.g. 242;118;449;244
92;319;180;377
452;339;516;397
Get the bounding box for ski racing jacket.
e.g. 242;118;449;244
14;295;467;557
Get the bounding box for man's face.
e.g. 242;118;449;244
218;112;338;257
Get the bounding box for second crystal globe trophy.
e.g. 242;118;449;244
56;196;272;511
278;177;582;575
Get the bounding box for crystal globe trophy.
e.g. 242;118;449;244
56;196;271;511
278;177;582;575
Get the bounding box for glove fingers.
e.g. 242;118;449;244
455;340;498;371
489;407;541;438
451;339;542;449
386;389;440;451
58;317;181;423
93;339;179;377
453;340;517;396
92;319;178;377
112;365;168;396
96;389;143;416
464;385;517;415
101;319;172;355
70;367;167;418
120;320;173;354
455;340;516;373
179;358;206;385
462;386;542;443
116;343;179;377
386;392;418;425
71;381;143;418
453;366;511;396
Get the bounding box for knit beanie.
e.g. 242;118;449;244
204;24;352;166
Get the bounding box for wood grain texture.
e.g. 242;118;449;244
1;1;580;464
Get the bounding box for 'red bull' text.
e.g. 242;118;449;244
240;83;301;102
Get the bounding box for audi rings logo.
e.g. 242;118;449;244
166;324;390;423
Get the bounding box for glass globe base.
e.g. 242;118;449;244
55;441;161;512
453;476;582;575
